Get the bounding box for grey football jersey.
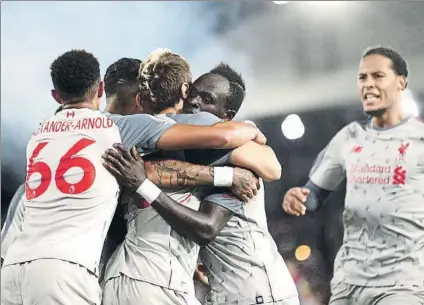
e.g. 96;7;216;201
309;117;424;287
3;109;174;275
103;112;233;293
1;184;25;259
200;180;298;304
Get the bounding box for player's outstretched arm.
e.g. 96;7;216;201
156;121;266;150
283;126;348;216
110;113;265;154
144;160;259;202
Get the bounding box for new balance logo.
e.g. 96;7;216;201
351;146;363;153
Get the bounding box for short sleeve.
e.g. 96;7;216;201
108;113;175;151
309;126;348;191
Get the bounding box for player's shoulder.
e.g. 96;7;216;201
171;112;222;125
332;120;367;141
409;116;424;128
106;112;173;125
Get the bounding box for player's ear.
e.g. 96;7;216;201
135;92;144;112
180;82;189;99
224;109;236;121
98;81;104;98
398;76;407;90
51;89;62;105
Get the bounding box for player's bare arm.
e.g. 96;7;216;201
156;121;266;150
145;160;259;202
102;145;238;245
230;141;281;181
283;127;346;216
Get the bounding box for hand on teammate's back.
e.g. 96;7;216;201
102;144;146;191
282;187;310;216
231;168;260;202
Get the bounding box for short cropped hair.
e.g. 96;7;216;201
362;46;408;77
50;49;101;103
104;58;142;98
210;62;246;113
139;48;192;114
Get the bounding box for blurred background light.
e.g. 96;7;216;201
295;245;312;261
281;114;305;140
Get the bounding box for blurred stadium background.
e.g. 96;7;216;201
2;1;424;304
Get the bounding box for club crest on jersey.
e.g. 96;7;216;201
351;145;363;153
397;142;410;162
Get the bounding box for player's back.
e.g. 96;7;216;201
3;108;122;275
200;180;298;304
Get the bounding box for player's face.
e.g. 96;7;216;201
357;54;406;115
183;74;229;119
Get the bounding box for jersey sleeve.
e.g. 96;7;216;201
172;113;233;166
108;113;175;151
309;126;347;191
202;187;243;216
1;184;25;259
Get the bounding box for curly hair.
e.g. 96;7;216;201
209;62;246;113
139;48;192;114
104;57;142;99
50;49;101;103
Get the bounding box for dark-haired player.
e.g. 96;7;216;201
0;49;266;305
101;50;282;305
183;62;246;121
103;53;298;305
283;46;424;305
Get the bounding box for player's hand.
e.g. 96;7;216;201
231;168;260;202
282;187;310;216
102;143;147;191
254;130;267;145
194;264;210;286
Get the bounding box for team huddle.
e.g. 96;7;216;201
1;45;424;305
1;49;298;305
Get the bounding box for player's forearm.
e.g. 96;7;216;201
304;180;332;211
150;193;217;246
144;160;214;188
231;142;282;181
156;122;263;150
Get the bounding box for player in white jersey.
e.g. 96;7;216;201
283;46;424;305
0;50;266;305
101;51;282;305
102;58;298;305
1;184;25;266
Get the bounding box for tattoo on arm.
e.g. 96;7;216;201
145;160;215;188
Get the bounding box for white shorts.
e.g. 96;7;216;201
102;273;201;305
1;259;101;305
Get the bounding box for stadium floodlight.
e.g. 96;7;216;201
273;1;290;4
281;114;305;140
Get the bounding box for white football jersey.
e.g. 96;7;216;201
3;108;175;275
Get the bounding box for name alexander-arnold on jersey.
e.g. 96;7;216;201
33;117;114;136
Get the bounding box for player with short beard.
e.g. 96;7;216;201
283;46;424;305
0;50;266;305
101;50;281;305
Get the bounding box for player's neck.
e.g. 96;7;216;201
62;101;96;111
159;107;178;115
371;105;406;128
